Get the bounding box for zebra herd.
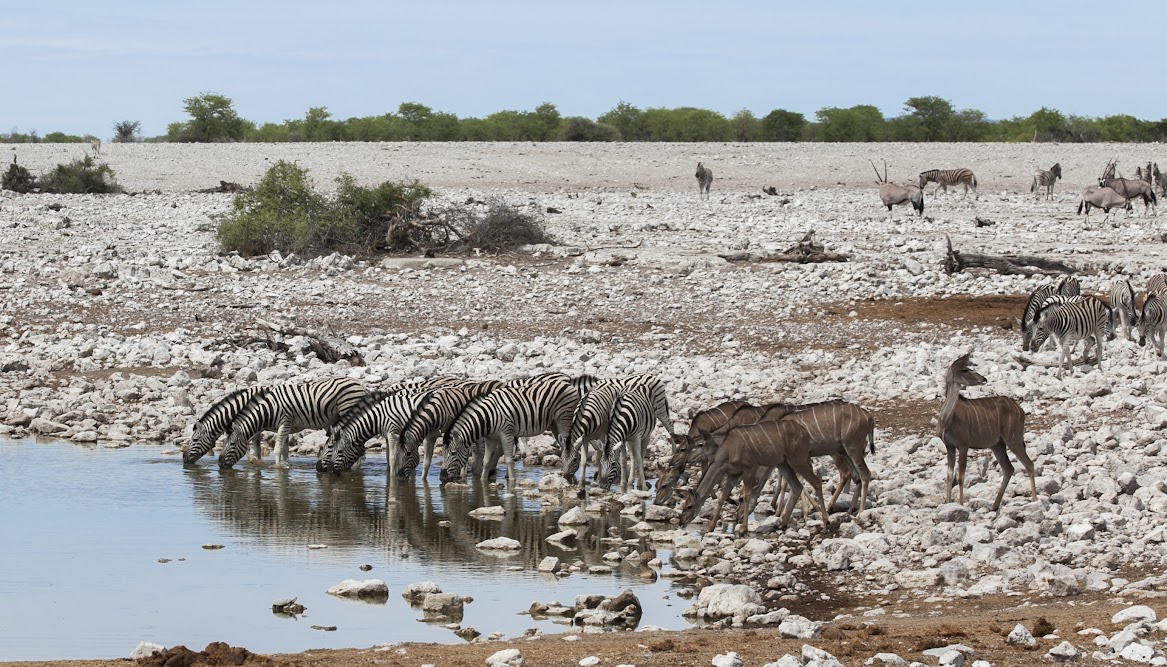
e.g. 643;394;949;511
1020;273;1167;376
183;372;680;493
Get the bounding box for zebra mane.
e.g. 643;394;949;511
200;386;265;422
445;392;493;442
399;391;434;438
332;391;391;431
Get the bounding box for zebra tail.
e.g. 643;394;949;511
972;174;978;189
1030;178;1036;193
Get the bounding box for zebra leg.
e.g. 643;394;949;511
501;432;517;487
275;419;292;467
247;434;262;462
422;435;437;482
635;432;649;492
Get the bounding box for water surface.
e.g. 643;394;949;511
0;439;689;661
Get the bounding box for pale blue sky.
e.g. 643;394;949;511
3;1;1163;139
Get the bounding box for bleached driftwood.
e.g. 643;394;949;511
943;236;1076;276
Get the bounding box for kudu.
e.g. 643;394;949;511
872;160;923;217
678;420;828;535
936;353;1037;511
655;400;752;505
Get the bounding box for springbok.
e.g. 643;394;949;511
1077;186;1133;221
678;420;828;535
937;353;1037;511
872;160;923;217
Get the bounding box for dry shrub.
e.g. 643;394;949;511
460;201;551;251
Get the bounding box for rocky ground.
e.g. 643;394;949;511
3;142;1167;666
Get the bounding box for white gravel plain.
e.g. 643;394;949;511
2;142;1167;650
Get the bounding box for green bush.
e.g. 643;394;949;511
38;156;122;194
558;117;620;141
2;157;36;193
216;160;433;257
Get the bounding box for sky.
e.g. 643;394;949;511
2;1;1164;139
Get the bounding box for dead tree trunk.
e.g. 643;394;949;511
768;230;849;263
252;318;364;366
943;236;1076;276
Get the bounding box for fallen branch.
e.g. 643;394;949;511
253;318;364;366
943;235;1076;276
769;230;849;264
585;240;643;253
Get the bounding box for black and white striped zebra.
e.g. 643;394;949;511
1031;163;1062;200
1147;273;1167;299
695;162;713;198
918;168;978;198
219;377;367;468
184;386;267;464
398;379;503;480
1030;295;1114;378
1020;283;1058;352
1108;278;1138;341
317;389;434;477
1138;292;1167;369
1057;275;1081;297
563;379;625;486
595;384;657;492
439;377;577;485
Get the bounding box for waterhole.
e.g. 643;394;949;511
0;439;693;660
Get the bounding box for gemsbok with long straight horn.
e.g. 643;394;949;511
871;160;923;218
937;352;1037;511
1077;186;1133;222
1098;158;1158;215
678;420;828;536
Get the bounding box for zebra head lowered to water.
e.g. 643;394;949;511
184;386;267;464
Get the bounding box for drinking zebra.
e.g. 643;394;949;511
317;389;434;477
695;162;713;198
1057;275;1081;297
1030;296;1114;378
1030;163;1062;200
918;168;978;198
218;377;368;468
1108;279;1138;341
563;379;625;487
439;377;577;485
1138;293;1167;370
595;384;658;492
184;386;267;464
1020;283;1058;352
397;379;503;480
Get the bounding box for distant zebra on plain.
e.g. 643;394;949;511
919;168;978;198
218;377;368;468
184;386;267;464
695;162;713;198
1030;296;1115;378
1030;163;1062;200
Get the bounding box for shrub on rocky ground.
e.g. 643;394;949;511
1;157;35;193
37;155;122;194
216;160;432;257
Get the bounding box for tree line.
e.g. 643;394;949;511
4;94;1167;144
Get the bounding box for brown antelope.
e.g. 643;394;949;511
1098;158;1158;215
872;160;923;217
937;353;1037;511
666;400;874;515
679;420;827;535
654;400;752;505
89;139;101;157
1077;186;1133;221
